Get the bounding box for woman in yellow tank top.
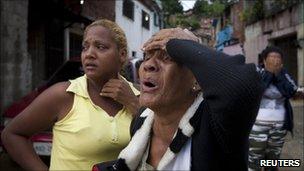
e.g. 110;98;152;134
2;19;140;170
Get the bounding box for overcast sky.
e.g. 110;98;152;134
180;0;197;11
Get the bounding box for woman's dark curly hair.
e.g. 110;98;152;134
261;46;284;61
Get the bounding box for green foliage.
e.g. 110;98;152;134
252;0;264;20
239;8;251;22
160;0;184;28
193;0;226;17
193;0;209;16
240;0;300;25
240;0;264;24
160;0;183;15
210;0;237;4
175;14;201;30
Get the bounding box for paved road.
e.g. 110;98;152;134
1;100;303;171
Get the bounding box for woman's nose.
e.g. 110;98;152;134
143;58;158;72
83;46;96;59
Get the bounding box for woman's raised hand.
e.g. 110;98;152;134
142;28;199;52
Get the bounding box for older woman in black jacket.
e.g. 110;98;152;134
93;28;263;171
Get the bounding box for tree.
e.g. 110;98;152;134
193;0;209;16
161;0;183;15
160;0;184;28
240;0;264;25
193;0;226;17
175;14;200;30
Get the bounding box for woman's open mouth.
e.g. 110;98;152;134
141;79;159;92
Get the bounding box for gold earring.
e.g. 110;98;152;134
192;81;201;92
192;85;197;91
192;86;197;91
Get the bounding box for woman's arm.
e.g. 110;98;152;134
258;67;275;89
1;82;73;170
165;39;263;149
274;68;298;98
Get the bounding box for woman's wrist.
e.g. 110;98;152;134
125;96;140;116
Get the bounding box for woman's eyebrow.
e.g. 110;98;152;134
82;39;108;45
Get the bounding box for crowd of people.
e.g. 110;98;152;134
1;19;300;171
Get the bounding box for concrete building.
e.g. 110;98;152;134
116;0;162;59
0;0;162;115
213;0;303;86
243;0;304;86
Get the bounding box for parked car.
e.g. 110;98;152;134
0;58;83;156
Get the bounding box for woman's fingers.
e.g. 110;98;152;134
100;91;116;100
143;39;168;51
142;28;198;52
101;78;135;106
142;28;177;49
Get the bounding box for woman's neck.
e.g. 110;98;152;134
86;74;118;92
152;96;196;143
87;79;104;93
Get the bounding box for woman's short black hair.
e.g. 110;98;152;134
261;46;284;61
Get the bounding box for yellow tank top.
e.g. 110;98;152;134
49;75;139;170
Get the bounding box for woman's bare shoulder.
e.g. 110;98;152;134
31;81;74;113
27;81;74;121
43;81;72;98
43;81;74;106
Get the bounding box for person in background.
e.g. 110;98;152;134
93;28;263;171
249;46;298;171
1;19;140;170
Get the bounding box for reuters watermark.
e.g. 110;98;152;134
260;159;301;167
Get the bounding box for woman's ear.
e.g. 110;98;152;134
119;49;127;66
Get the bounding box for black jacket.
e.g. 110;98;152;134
259;68;298;132
94;40;263;171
